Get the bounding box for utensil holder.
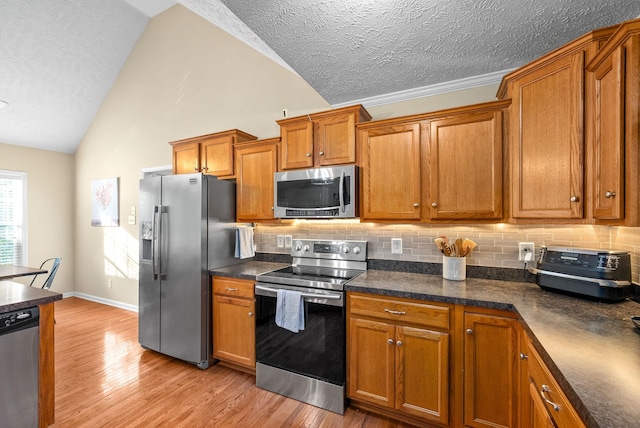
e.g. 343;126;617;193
443;256;466;281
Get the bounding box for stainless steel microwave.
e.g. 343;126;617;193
274;165;358;219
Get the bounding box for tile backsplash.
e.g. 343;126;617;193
255;221;640;283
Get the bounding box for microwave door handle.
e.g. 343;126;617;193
339;171;345;213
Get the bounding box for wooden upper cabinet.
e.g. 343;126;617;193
587;21;640;225
169;129;257;177
277;105;371;170
427;105;506;221
359;121;422;221
509;52;585;220
235;138;279;221
498;26;616;222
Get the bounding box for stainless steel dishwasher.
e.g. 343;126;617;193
0;306;39;428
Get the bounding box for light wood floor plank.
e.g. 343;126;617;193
50;297;413;427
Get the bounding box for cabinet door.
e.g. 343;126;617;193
396;326;449;425
511;52;584;219
280;120;314;170
173;142;200;174
528;382;556;428
235;141;278;221
201;135;234;177
360;123;421;220
315;111;357;166
591;45;625;220
213;295;255;368
347;317;395;408
428;111;503;220
464;312;519;428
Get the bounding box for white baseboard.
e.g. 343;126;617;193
62;291;138;313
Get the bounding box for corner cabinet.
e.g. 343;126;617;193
277;104;371;170
347;293;451;426
521;334;585;428
170;129;257;177
586;21;640;225
212;277;256;373
234;138;279;221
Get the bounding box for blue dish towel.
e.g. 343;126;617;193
275;289;305;333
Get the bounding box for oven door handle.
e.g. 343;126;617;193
255;284;342;300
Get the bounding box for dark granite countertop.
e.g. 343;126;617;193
210;261;288;280
346;270;640;428
0;281;62;313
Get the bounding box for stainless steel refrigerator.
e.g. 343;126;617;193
138;173;240;368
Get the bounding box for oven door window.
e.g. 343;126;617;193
255;294;345;386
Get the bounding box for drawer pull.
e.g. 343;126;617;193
396;340;403;346
225;287;239;292
520;353;528;360
384;308;406;315
387;338;394;344
541;385;561;411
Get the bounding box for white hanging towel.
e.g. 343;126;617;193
234;227;255;259
275;289;305;333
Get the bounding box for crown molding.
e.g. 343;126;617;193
332;68;516;109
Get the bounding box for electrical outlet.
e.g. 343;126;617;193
518;242;535;261
391;238;402;254
284;235;292;248
276;235;285;248
107;279;112;288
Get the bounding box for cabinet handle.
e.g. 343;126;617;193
520;353;528;360
466;328;473;335
248;312;253;317
396;340;403;346
413;203;419;208
202;166;208;172
194;166;199;171
387;338;394;344
319;151;324;155
384;308;406;315
431;202;438;208
540;385;561;411
570;196;579;202
306;153;311;157
226;287;239;292
605;191;616;198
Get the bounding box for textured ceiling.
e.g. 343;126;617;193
220;0;640;105
1;0;640;154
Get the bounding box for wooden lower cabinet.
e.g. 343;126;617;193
522;334;585;428
212;277;255;373
462;310;520;428
347;293;450;426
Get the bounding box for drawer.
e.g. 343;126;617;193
348;293;450;330
526;339;585;428
212;277;254;299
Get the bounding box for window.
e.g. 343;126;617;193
0;170;27;265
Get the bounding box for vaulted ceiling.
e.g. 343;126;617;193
1;0;639;154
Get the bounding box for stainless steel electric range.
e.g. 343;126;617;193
254;239;367;414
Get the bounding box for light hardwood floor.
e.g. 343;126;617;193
51;297;412;427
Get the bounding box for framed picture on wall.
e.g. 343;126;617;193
91;177;119;226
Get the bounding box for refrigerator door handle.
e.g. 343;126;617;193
158;205;168;280
152;205;160;280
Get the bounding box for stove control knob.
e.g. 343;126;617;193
343;246;350;253
303;245;310;252
353;247;361;254
295;243;302;251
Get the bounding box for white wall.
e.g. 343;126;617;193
0;143;75;293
